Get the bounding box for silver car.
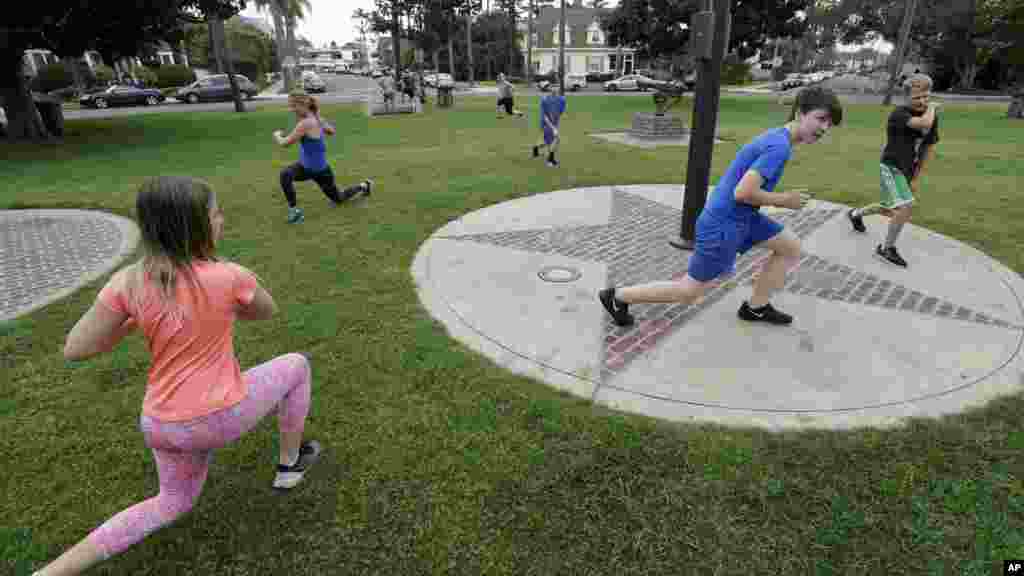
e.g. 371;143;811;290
302;71;327;93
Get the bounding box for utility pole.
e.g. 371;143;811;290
558;0;566;94
526;0;534;85
883;0;919;106
671;0;731;250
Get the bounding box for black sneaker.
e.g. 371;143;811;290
273;440;322;490
848;208;866;233
738;301;793;325
532;145;539;158
361;179;373;198
599;288;635;326
875;244;908;267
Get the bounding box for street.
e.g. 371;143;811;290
62;73;1008;120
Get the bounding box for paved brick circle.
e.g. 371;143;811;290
0;210;140;321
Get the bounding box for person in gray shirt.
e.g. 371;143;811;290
496;73;524;118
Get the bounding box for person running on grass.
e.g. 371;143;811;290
847;73;940;268
599;86;843;327
532;91;566;167
33;176;321;576
496;73;524;117
275;92;372;224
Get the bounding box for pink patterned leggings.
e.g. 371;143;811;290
86;353;311;559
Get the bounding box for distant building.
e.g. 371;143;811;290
525;0;636;76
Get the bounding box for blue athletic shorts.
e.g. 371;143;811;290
543;126;558;145
686;210;784;282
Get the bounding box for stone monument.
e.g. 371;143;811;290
630;79;687;138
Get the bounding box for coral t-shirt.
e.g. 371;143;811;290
97;260;258;422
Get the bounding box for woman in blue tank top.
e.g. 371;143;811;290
274;93;374;224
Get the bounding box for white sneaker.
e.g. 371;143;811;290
273;440;321;490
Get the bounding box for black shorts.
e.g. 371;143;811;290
497;97;514;114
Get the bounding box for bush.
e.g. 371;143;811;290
94;64;115;86
772;62;794;82
153;64;196;89
29;62;75;93
721;61;752;85
130;64;159;87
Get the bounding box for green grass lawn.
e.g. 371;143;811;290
2;94;1023;575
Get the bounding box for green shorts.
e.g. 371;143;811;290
879;163;915;209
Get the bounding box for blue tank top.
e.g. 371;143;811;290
299;123;328;172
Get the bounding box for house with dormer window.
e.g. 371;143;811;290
525;0;636;76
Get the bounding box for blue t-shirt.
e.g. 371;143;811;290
703;127;792;221
539;94;566;131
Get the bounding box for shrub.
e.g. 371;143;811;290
93;64;116;86
721;61;752;85
130;64;159;87
772;62;794;82
29;62;75;93
153;64;196;88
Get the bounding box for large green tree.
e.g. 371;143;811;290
2;1;185;140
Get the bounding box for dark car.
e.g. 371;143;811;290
79;85;165;109
176;74;259;104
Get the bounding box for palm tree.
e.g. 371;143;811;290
253;0;311;92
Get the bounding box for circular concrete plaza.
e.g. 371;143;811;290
1;210;139;322
412;185;1024;430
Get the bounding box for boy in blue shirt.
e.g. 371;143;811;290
533;92;566;167
600;86;843;327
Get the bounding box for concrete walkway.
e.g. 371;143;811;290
412;185;1024;430
0;210;139;322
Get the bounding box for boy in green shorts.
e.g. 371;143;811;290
848;74;940;267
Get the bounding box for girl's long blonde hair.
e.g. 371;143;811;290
128;176;219;307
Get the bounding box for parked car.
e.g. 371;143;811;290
604;74;653;91
424;73;453;87
538;73;588;92
79;84;165;109
566;73;587;91
302;71;327;93
780;73;806;90
176;74;258;103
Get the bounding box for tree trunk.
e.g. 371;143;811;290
466;12;475;84
527;0;533;84
1;48;51;141
883;0;918;105
433;49;440;74
286;14;298;90
209;19;225;73
392;11;402;81
212;16;246;112
448;24;456;79
957;58;979;91
270;7;292;92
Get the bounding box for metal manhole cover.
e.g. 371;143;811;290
538;266;581;283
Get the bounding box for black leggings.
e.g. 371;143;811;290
279;163;363;207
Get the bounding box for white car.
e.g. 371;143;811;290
604;74;653;91
302;71;327;93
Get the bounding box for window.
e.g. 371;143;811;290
587;56;601;72
552;26;571;45
608;54;617;71
590;31;601;43
531;32;538;46
159;53;174;65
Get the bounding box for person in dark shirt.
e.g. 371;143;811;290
848;74;940;268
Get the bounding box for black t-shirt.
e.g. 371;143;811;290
881;105;940;179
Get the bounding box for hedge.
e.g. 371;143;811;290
154;64;196;88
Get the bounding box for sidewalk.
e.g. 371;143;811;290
412;185;1024;430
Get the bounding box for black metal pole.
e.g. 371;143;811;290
671;0;732;250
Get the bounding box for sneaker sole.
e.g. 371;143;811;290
848;212;866;233
273;441;322;490
738;313;793;326
599;290;634;326
873;251;907;267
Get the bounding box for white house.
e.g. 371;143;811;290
524;0;636;76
